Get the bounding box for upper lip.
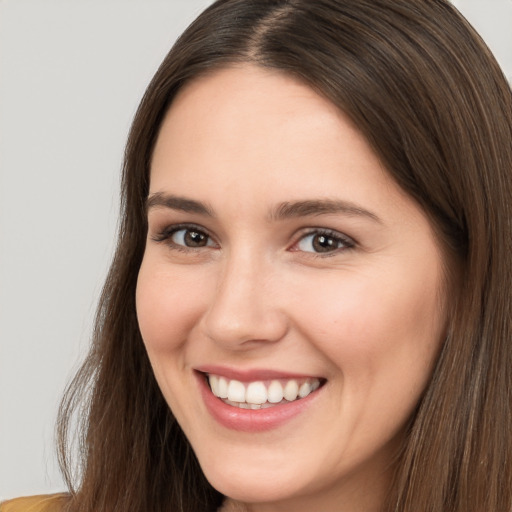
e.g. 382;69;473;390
195;365;324;382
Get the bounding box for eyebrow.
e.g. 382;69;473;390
146;193;381;224
146;192;215;216
270;199;382;223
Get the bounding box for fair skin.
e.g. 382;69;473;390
136;65;448;512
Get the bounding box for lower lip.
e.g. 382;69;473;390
197;373;322;432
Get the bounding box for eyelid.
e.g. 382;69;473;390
151;222;218;248
289;227;356;255
150;222;355;256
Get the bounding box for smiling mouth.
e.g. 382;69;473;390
205;374;324;410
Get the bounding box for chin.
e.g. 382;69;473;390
199;454;308;504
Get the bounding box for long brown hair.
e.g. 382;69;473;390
57;1;512;511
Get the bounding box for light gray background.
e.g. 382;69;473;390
1;0;511;500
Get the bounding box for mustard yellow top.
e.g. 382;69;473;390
0;494;68;512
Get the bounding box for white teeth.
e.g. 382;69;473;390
298;381;312;398
208;374;322;407
267;380;284;403
227;380;246;402
246;381;267;404
218;377;228;399
283;380;299;401
209;375;219;396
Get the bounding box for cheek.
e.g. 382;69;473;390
135;258;207;356
294;265;446;397
135;258;212;423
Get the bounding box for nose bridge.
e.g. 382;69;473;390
201;246;287;348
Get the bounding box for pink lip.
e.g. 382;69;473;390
195;369;324;432
195;364;320;382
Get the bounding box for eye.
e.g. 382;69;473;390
151;224;217;250
294;230;354;254
171;227;213;248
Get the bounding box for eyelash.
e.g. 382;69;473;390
151;223;217;253
291;228;355;256
151;224;356;256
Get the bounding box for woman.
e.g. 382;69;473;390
3;0;511;511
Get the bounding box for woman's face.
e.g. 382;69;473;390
136;65;448;511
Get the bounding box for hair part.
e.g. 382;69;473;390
57;1;512;511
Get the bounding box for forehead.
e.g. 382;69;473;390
156;65;354;155
152;67;385;193
150;64;430;235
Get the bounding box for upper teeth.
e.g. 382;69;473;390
208;374;321;407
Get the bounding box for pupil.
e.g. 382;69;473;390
185;230;207;247
313;234;336;253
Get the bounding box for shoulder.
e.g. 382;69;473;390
0;494;69;512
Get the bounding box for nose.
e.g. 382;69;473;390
200;251;289;350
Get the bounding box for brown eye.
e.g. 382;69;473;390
314;234;340;252
171;228;213;248
296;231;354;254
